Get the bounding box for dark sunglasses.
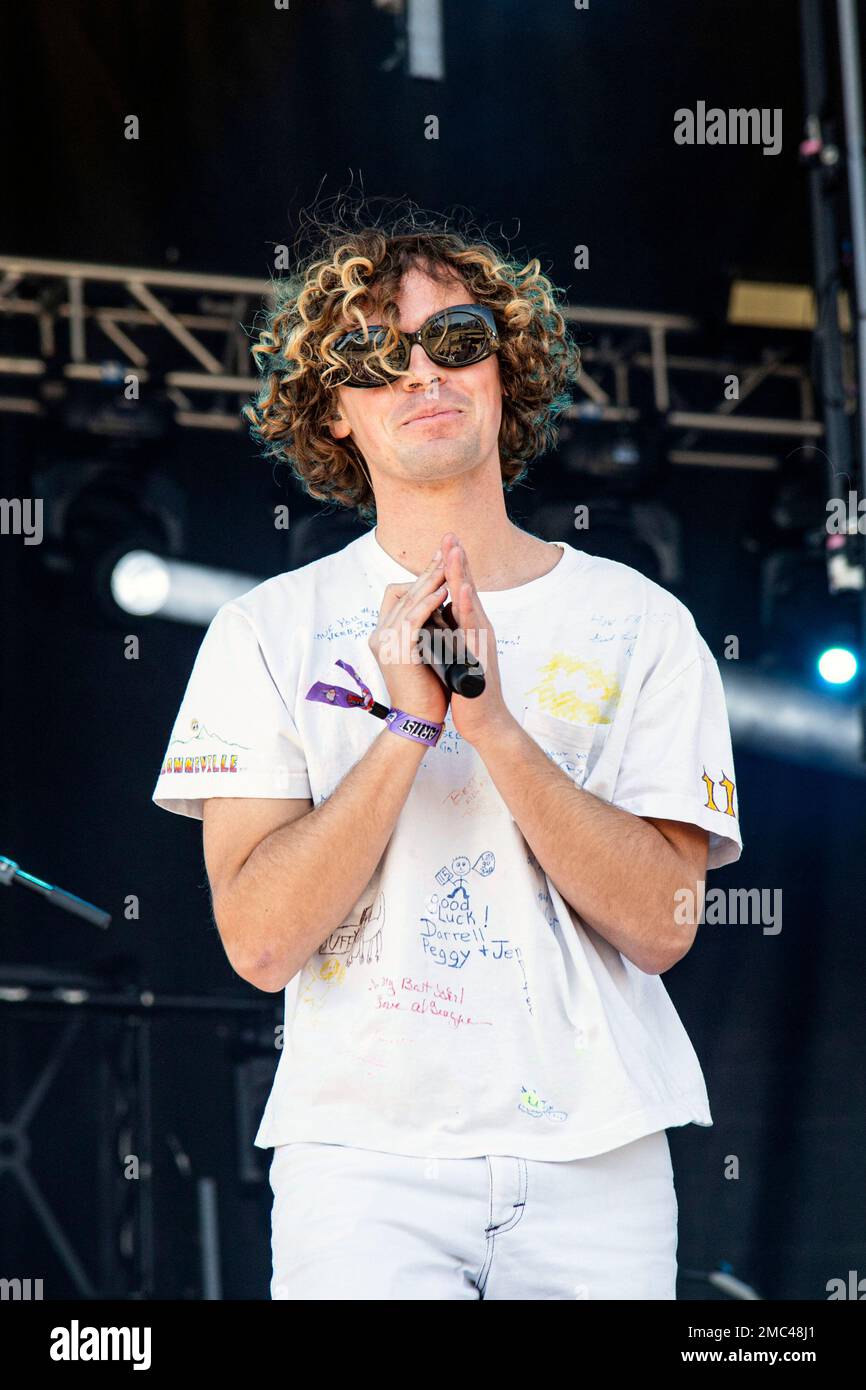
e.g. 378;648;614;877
330;303;500;388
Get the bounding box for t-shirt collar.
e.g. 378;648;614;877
356;525;583;612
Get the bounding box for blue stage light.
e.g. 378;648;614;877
816;646;859;685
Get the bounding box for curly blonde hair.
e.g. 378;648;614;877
242;200;581;523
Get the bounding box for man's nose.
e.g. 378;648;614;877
404;340;442;385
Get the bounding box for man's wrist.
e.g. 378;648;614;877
384;706;445;748
467;710;524;761
378;715;438;754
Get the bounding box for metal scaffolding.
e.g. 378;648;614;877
0;253;830;467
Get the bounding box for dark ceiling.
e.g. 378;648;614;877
3;0;815;313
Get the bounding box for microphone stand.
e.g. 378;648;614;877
0;854;111;929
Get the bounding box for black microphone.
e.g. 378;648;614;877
420;601;486;698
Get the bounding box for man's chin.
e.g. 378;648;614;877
400;440;479;470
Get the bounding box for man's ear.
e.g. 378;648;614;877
328;410;352;441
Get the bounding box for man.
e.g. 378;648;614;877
152;217;742;1301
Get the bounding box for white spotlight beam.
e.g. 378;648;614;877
722;665;865;777
111;551;264;625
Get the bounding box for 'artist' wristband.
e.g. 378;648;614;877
305;658;444;747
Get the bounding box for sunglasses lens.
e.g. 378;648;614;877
333;327;402;385
425;310;493;365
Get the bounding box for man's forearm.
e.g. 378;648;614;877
223;729;427;991
473;715;697;974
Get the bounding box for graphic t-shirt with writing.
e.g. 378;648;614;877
152;527;743;1160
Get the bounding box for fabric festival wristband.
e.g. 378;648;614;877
305;657;444;748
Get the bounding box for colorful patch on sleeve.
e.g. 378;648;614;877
159;719;249;775
701;767;737;816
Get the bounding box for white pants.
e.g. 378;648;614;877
269;1129;678;1300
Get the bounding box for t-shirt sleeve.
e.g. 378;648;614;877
611;619;743;871
151;601;311;821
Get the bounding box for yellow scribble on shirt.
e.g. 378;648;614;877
298;955;346;1012
526;654;621;724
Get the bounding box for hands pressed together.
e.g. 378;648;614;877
368;532;516;747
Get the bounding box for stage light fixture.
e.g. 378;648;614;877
817;645;859;685
110;550;171;616
109;550;263;625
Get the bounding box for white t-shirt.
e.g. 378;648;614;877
152;526;743;1160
